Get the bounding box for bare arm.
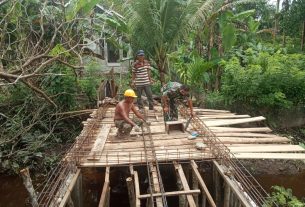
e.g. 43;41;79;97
131;104;145;121
188;99;194;116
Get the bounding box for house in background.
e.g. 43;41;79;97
83;4;132;75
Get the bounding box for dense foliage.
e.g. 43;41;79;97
264;186;305;207
221;50;305;112
0;0;115;174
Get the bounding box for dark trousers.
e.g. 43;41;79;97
136;85;154;110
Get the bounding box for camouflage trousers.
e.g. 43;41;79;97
114;118;143;137
164;99;178;121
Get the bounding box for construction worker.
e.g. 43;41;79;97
161;82;194;121
132;50;154;111
114;89;146;137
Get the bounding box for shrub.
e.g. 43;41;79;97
221;52;305;113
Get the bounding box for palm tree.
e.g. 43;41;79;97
126;0;253;85
126;0;215;84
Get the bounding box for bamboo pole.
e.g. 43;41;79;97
191;168;199;206
126;177;136;207
98;167;110;207
174;162;196;207
224;182;230;207
20;168;38;207
190;160;216;207
213;164;221;206
213;161;252;207
134;171;141;207
139;190;200;199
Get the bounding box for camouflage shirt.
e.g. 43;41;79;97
161;82;189;103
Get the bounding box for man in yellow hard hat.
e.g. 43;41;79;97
114;89;146;137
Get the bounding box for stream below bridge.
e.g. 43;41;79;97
1;168;305;206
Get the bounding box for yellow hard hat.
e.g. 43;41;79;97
124;89;137;98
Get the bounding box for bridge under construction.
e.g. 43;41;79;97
36;104;305;207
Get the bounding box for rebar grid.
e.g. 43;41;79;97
67;104;110;163
37;104;109;206
178;105;276;206
37;161;77;206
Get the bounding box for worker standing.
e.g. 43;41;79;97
114;89;146;138
161;82;194;121
132;50;154;111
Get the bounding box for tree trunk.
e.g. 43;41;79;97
157;53;167;85
208;26;214;61
20;168;38;207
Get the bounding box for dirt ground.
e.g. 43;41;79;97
239;159;305;175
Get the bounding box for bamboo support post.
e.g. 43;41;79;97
149;164;163;207
191;165;199;206
71;173;83;207
20;168;38;207
213;163;222;206
176;168;186;207
98;167;110;207
126;177;136;207
174;162;196;207
190;160;216;207
213;161;253;207
134;171;141;207
67;196;75;207
201;194;207;207
139;190;200;199
224;182;230;207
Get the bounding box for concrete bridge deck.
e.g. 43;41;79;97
74;106;305;168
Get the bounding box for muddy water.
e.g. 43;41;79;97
1;167;305;206
255;170;305;199
0;175;28;207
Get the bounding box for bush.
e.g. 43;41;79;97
263;186;305;207
220;52;305;113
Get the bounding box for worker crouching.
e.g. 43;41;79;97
114;89;147;138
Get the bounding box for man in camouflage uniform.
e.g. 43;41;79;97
161;82;194;121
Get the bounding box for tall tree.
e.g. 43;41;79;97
127;0;259;85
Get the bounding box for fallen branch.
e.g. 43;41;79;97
22;80;57;108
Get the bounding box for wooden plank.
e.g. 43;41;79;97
193;108;232;113
204;116;266;127
190;160;216;207
109;125;166;136
139;190;201;199
87;124;111;160
218;137;290;144
134;171;141;207
58;170;81;207
210;127;272;133
199;115;251;119
150;164;163;207
174;162;196;207
213;161;253;207
229;145;305;153
214;133;279;138
98;167;110;207
233;153;305;160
